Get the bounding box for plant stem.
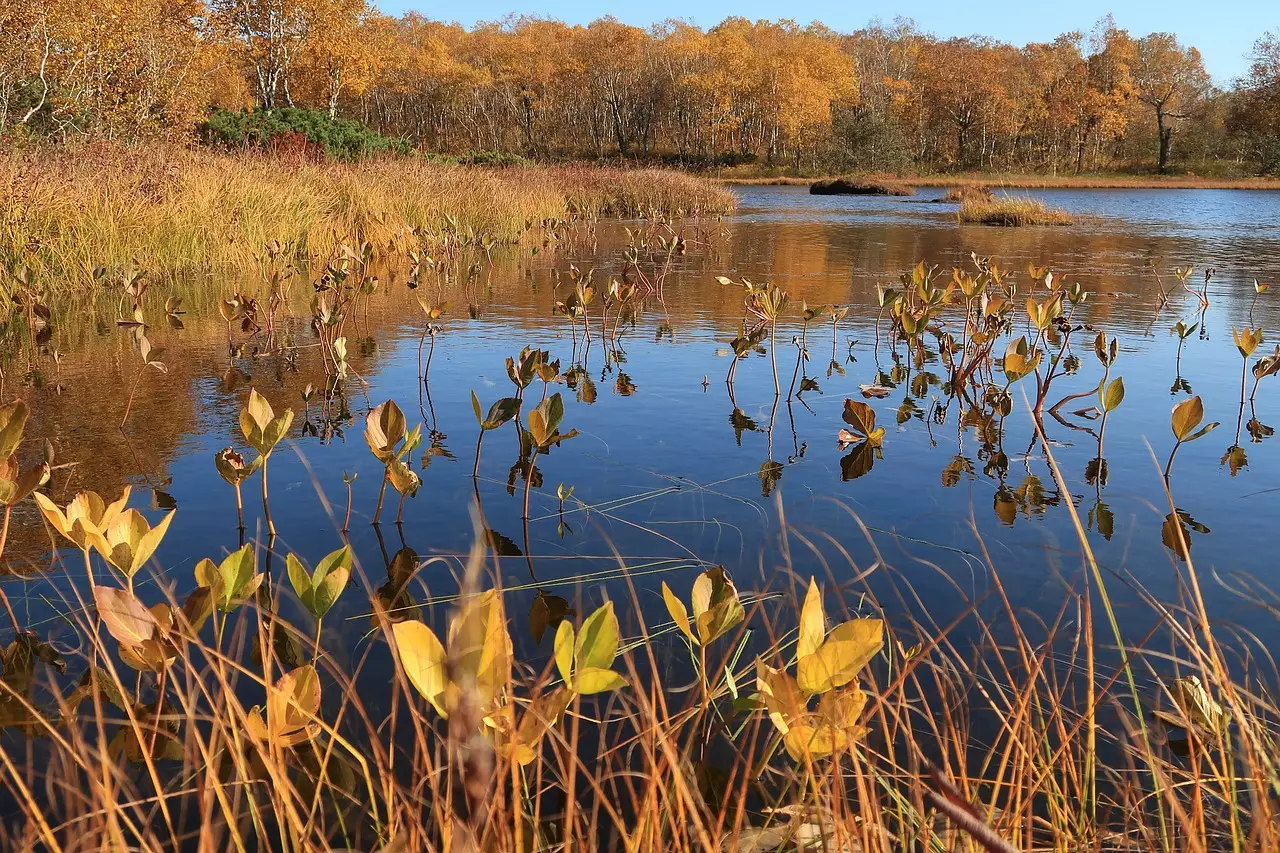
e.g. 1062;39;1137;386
769;322;780;396
121;367;145;429
261;455;275;537
1164;439;1183;480
342;482;353;533
473;430;485;480
234;483;244;531
372;469;389;525
0;505;10;561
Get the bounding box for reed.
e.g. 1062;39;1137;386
0;145;734;295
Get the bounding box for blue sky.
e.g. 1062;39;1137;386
375;1;1274;84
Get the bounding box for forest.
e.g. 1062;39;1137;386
1;3;1279;175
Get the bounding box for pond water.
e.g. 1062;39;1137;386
7;184;1280;671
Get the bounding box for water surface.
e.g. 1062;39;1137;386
8;184;1280;663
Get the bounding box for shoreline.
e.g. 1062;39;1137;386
718;173;1280;190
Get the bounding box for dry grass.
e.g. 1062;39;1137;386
958;194;1074;226
809;176;915;197
0;145;734;294
2;480;1278;851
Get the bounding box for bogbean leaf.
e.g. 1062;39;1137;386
392;620;448;717
796;618;884;695
840;399;884;447
95;587;156;647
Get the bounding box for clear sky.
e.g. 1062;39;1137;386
375;1;1276;85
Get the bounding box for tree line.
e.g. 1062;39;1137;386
2;2;1278;174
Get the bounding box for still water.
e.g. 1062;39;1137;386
8;184;1280;663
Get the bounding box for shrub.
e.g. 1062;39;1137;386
810;176;915;196
198;107;411;160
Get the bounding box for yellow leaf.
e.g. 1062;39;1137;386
797;578;825;659
574;601;618;671
783;723;841;761
95;587;156;647
661;581;696;645
573;667;628;695
797;618;883;695
755;659;806;735
553;620;575;684
392;620;448;717
448;590;510;707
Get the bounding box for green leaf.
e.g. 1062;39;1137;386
575;601;619;671
196;543;260;611
1102;377;1125;413
553;620;575;684
485;398;521;431
286;553;311;600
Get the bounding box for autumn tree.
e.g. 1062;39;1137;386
1131;32;1211;172
1228;32;1280;171
915;38;1016;168
212;0;313;109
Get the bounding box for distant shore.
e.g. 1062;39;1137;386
718;172;1280;190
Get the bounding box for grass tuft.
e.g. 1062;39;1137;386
958;194;1073;226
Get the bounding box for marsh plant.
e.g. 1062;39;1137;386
239;388;295;537
365;400;423;525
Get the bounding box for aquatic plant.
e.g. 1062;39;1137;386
364;400;422;525
1251;279;1269;324
239;389;295;537
1172;319;1198;368
1165;395;1219;478
213;447;258;532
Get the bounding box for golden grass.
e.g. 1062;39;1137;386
0;145;735;293
958;194;1074;226
809;176;915;196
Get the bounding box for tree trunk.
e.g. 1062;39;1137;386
1156;104;1171;173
